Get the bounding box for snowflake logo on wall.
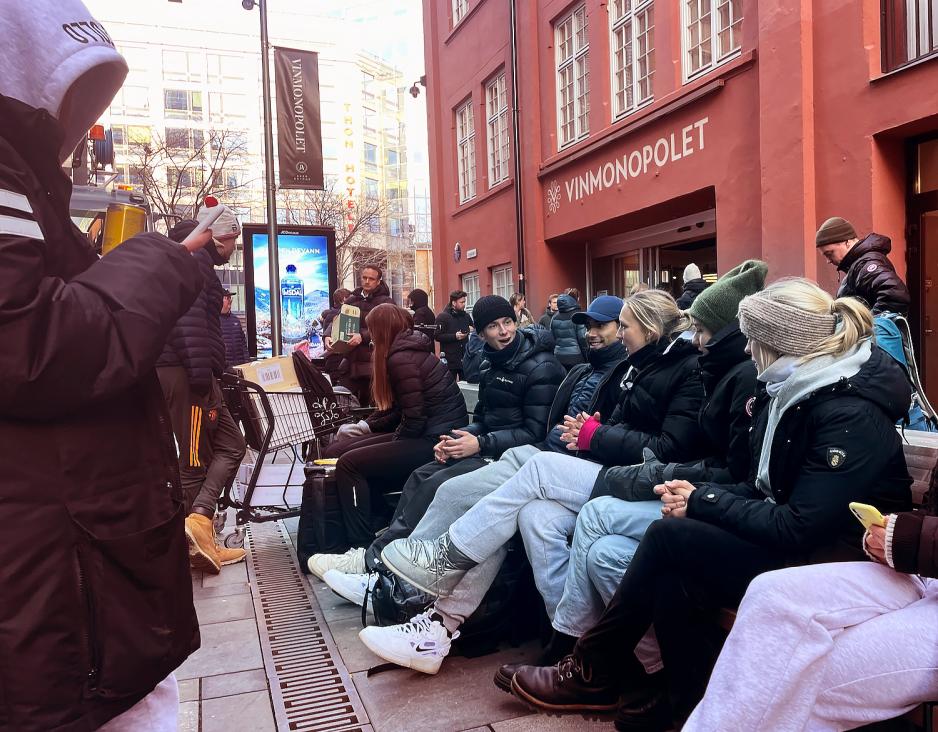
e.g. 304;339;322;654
547;180;562;215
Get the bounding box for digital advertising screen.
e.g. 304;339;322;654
243;224;337;359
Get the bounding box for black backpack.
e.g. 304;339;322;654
366;534;546;658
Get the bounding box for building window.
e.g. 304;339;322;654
555;5;590;149
882;0;938;72
164;89;203;120
611;0;655;119
461;272;480;309
165;128;204;151
492;265;513;300
453;0;470;26
364;142;378;167
364;178;379;201
485;72;510;187
683;0;742;80
456;99;477;204
110;85;149;117
163;50;204;83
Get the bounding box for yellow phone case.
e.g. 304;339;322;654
848;502;886;530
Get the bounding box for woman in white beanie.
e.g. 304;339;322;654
508;278;914;730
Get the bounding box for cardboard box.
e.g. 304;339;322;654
330;304;361;354
235;355;301;392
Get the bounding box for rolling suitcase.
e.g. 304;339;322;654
297;464;347;572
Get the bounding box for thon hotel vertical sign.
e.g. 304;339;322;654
274;47;324;189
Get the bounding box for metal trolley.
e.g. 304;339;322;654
218;372;360;544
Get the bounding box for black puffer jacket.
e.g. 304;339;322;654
677;279;708;309
384;329;468;438
466;328;566;458
220;312;249;368
836;233;910;315
156;245;226;392
550;294;587;368
408;288;437;350
436;304;474;369
586;337;707;466
688;345;913;562
342;281;394;378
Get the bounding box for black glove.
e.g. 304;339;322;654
591;448;677;502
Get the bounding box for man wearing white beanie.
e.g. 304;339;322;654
0;2;213;729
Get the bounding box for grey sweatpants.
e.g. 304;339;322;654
686;562;938;731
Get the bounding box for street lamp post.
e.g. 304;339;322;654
243;0;282;355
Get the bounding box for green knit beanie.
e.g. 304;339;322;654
688;259;769;334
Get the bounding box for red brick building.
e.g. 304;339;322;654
422;0;938;387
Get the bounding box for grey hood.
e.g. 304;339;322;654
0;0;127;161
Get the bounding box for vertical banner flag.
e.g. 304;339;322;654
274;47;324;189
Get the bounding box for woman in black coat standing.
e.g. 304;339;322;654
332;304;469;549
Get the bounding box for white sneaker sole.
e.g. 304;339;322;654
323;573;366;607
358;628;445;675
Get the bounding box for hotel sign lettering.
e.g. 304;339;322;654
548;117;709;209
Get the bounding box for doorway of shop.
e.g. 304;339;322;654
908;135;938;397
591;238;716;299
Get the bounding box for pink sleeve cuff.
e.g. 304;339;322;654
577;416;601;451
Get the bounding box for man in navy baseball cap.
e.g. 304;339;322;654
572;295;624;326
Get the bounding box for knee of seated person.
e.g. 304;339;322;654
575;496;617;528
587;536;630;573
518;501;567;539
742;566;816;607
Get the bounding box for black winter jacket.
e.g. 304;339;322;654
466;328;566;458
586;337;707;468
462;332;485;383
435;304;474;368
341;281;394;378
550;294;588;367
539;307;555;329
0;93;201;731
384;330;468;438
408;289;438;349
676;278;708;309
836;233;910;315
220;312;250;368
156;246;227;392
688;345;913;563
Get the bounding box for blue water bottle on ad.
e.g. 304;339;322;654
281;264;305;343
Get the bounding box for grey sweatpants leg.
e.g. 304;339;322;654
406;445;541;631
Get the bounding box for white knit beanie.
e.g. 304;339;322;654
683;263;701;283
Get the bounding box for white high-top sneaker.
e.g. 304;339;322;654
323;569;377;607
307;547;366;580
359;610;459;675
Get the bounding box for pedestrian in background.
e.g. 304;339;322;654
550;292;588;369
539;293;560;328
436;289;474;380
220;289;249;367
510;292;534;327
676;263;708;308
408;287;438;349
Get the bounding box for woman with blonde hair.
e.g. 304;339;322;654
508;278;913;730
509;292;535;328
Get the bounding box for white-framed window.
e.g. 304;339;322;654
453;0;470;26
683;0;742;80
492;265;513;300
461;272;480;309
164;89;203;121
610;0;655;119
555;5;590;149
456;99;477;203
485;72;510;187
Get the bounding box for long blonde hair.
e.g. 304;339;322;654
623;289;690;342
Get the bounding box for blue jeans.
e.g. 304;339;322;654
551;496;661;637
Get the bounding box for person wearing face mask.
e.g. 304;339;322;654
156;206;247;574
509;278;913;732
0;2;213;728
491;261;768;693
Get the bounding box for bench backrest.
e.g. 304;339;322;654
900;429;938;512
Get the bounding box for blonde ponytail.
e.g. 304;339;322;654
624;289;691;342
812;296;874;359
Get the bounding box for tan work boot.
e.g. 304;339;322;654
216;543;246;566
185;513;221;574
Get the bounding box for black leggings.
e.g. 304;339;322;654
575;518;785;723
333;434;439;547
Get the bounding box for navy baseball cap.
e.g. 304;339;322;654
572;295;625;325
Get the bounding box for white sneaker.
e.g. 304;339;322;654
307;547;366;580
323;570;377;607
358;610;459;675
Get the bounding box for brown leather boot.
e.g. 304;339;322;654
185;513;221;574
510;655;619;713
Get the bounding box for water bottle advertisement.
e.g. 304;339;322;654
242;224;337;359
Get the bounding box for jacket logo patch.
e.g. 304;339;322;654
495;376;513;385
745;396;755;417
208;408;219;423
866;263;878;273
827;448;846;469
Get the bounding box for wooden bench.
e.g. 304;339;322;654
715;430;938;730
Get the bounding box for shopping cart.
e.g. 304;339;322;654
218;372;362;536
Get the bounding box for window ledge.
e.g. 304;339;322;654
451;177;514;217
445;0;487;45
872;50;938;83
538;49;756;179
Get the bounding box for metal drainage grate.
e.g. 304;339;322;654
245;522;371;732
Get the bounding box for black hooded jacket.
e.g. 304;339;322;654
550;294;588;367
465;328;566;458
585;337;707;466
384;329;468;438
342;281;393;378
435;303;474;368
676;279;708;309
408;288;437;349
688;345;913;562
836;233;910;315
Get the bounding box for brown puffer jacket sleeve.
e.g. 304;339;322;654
890;511;938;578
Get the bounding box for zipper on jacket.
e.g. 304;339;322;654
76;546;100;692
